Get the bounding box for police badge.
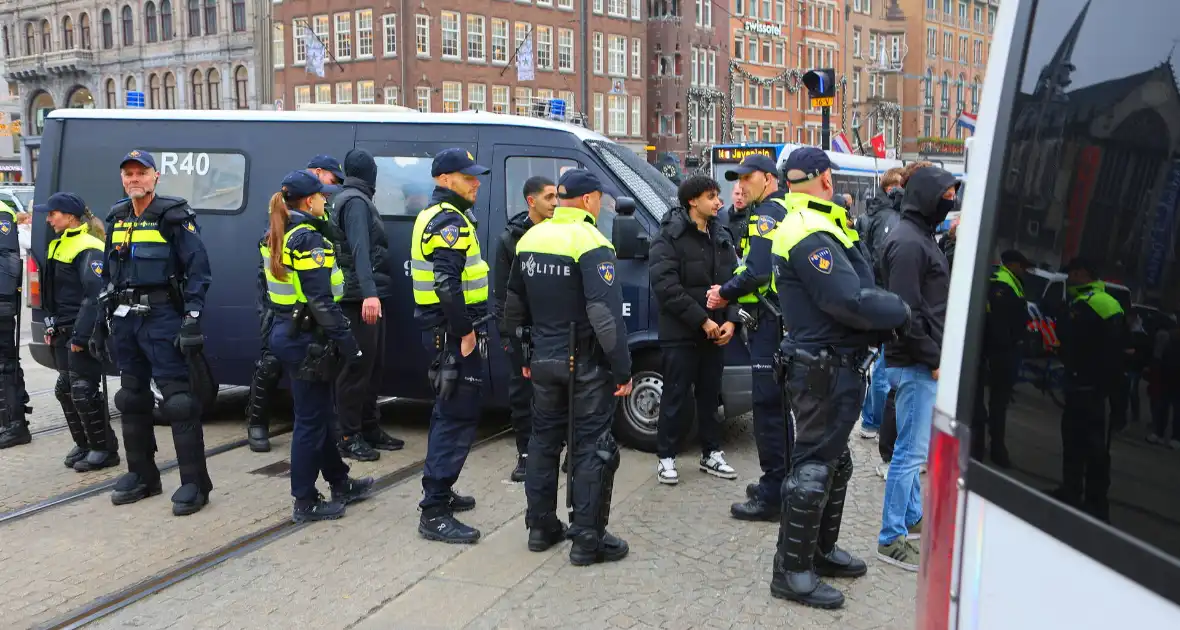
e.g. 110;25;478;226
440;225;460;247
597;262;615;286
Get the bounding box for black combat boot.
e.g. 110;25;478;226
510;454;527;483
813;451;867;579
293;494;346;523
247;425;271;453
745;483;759;501
730;495;781;521
111;472;163;505
419;506;481;544
331;476;375;505
363;424;405;452
64;445;89;468
770;463;845;610
569;528;629;566
527;514;568;552
447;489;476;512
0;421;31;449
74;449;121;472
172;483;209;516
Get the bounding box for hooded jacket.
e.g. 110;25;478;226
858;187;903;272
881;167;958;370
649;206;741;342
332;148;394;302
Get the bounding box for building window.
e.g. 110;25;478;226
312;15;328;59
62;16;75;49
334;13;352;60
232;0;246;32
557;28;573;72
491;19;508;64
415;15;430;57
514;22;531;70
188;0;200;37
149;74;160;108
273;23;284;68
357;80;375;104
442;81;461;112
190;69;204;108
105;78;117;108
559;90;575;111
440;11;459;59
382;14;396;57
594;0;604;14
160;2;173;40
593;93;604;132
416;86;431;112
234;66;248;108
631;39;640;79
536;26;552;70
467;15;485;62
80;13;92;49
204;0;217;36
122;5;134;46
514;86;532;116
592;32;603;74
145;3;158;43
468;83;486;111
492;85;509;113
607;0;626;17
315;84;330;103
25;22;36;54
39;19;50;52
101;11;114;49
383;85;398;105
336;81;353;104
164;72;176;108
295;85;311;107
608;35;626;77
631;96;641;137
293;20;306;64
206;67;220;108
558;0;573;9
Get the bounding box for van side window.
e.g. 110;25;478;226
504;156;579;221
370;156;435;217
149;151;246;212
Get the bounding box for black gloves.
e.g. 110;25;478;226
177;314;204;354
88;321;108;361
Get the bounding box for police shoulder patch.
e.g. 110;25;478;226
0;220;10;235
310;248;327;268
807;248;834;274
183;220;197;233
89;260;104;277
756;215;777;236
439;224;460;247
597;261;616;286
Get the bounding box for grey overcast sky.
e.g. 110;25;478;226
1019;0;1180;93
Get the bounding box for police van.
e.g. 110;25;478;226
920;0;1180;627
25;108;753;451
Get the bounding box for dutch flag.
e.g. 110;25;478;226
957;111;977;132
831;132;853;154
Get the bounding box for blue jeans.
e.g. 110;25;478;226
860;352;890;430
878;364;936;545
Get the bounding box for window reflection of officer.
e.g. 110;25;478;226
503;169;633;565
40;193;120;470
972;250;1031;467
409;148;492;544
707;153;788;521
1050;258;1125;523
0;182;32;449
98;150;213;516
245;155;346;453
262;171;374;522
493;176;558;482
769;147;910;609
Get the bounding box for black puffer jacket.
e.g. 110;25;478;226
332;149;395;301
493;211;535;319
649;207;741;343
858;187;903;274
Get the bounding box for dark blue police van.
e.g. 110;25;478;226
26;108;752;451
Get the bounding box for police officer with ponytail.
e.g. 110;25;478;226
41;193;119;470
0;180;30;450
263;171;374;523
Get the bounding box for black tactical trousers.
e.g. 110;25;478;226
507;347;533;455
336;300;386;435
656;341;724;459
1060;387;1111;520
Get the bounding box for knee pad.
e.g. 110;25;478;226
832;448;853;486
593;430;621;472
159;390;196;425
785;462;832;510
255;352;282;380
55;372;72;399
70;379;99;403
115;375;154;414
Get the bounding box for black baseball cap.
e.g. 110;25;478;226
306;155;345;182
431;148;490;177
120;149;157;170
557;169;615;199
281;170;340;199
1000;250;1031;267
46;192;87;217
782;147;840;184
724;154;779;181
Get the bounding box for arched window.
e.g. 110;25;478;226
40;19;51;52
105;78;117;108
149;73;160;108
206;67;220;109
80;13;91;49
121;5;134;46
188;0;200;37
145;2;158;43
940;72;950;106
161;0;174;40
101;10;113;49
125;75;137;94
24;23;35;55
189;69;204;109
923;68;933;107
234;66;248;108
956;73;965;109
164;72;177;108
203;0;218;36
62;16;74;50
971;76;980;110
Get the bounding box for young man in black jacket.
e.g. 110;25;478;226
649;176;740;484
332;148;403;461
493;176;557;482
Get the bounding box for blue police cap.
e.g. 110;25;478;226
724;154;779;181
557;169;614;199
431;148;490;177
46;192;88;217
782;147;839;184
281;170;340;199
120;149;157;170
306;154;345;183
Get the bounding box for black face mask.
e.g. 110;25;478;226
933;197;956;225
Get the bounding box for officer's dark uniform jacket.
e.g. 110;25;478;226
772;195;909;351
503;206;631;386
0;205;20;307
719;203;750;258
1060;282;1125;389
985;265;1028;355
719;189;788;305
103;195;211;313
44;224;105;347
493;211;536;320
411;187;490;336
331;150;395;302
649;206;741;342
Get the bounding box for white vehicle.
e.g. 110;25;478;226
924;0;1180;628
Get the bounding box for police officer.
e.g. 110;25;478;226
972;249;1031;467
96;149;214;516
494;176;558;482
503;169;632;565
719;184;749;258
769;147;910;609
409;148;492;544
262;171;374;522
0;181;30;450
1051;258;1125;522
41;193;120;470
244;154;349;453
707;153;789;521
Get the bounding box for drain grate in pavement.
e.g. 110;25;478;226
249;461;292;478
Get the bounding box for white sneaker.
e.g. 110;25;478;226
876;462;890;480
699;451;738;479
657;458;679;484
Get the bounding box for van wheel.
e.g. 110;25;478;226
613;350;697;453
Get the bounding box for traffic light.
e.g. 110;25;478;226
802;68;837;98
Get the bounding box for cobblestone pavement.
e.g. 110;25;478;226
84;416;916;630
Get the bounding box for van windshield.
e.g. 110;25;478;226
586;140;677;221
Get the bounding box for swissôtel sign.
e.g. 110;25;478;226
744;21;783;37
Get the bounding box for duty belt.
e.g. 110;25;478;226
114;288;174;306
